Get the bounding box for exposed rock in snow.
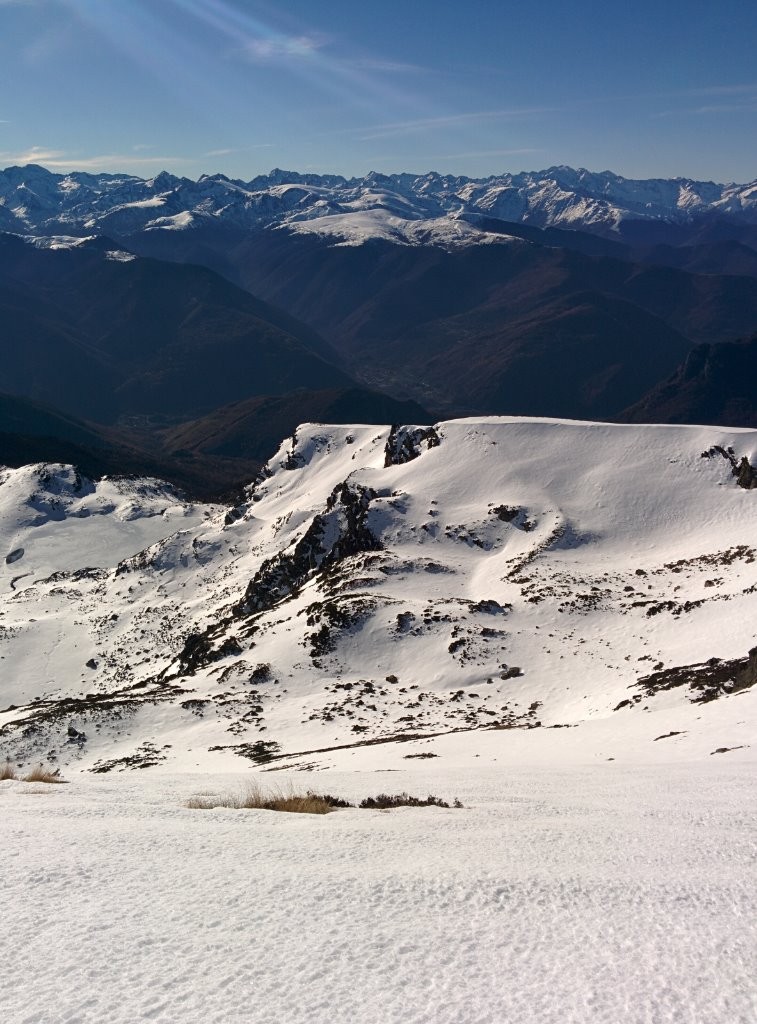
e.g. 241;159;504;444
1;418;756;772
384;425;441;466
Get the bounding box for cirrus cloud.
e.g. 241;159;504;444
242;33;327;62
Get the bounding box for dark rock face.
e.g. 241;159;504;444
736;457;757;490
700;446;757;490
741;647;757;688
384;425;441;467
633;647;757;704
169;480;383;679
67;723;87;744
490;505;520;522
177;633;243;675
237;481;382;617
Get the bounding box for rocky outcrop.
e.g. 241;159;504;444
384;425;440;467
633;646;757;704
700;446;757;490
736;457;757;490
235;481;382;617
169;481;383;678
177;634;243;676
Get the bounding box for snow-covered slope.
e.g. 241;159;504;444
1;163;756;246
1;418;756;773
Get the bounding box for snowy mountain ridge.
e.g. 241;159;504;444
1;163;756;246
1;417;755;773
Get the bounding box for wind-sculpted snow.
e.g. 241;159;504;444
2;163;756;246
1;418;756;773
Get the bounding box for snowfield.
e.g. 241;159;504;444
2;763;756;1024
1;416;755;773
1;416;756;1022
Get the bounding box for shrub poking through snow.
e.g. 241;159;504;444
317;793;353;809
359;792;462;809
1;760;18;781
185;787;463;814
22;765;66;784
186;783;340;814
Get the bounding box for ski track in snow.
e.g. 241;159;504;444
2;764;756;1024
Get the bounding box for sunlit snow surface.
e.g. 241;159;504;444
2;764;756;1024
0;417;756;771
285;210;520;248
1;418;756;1023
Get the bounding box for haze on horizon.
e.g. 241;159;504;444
1;0;756;184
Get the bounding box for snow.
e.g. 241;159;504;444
144;211;196;231
2;762;755;1023
1;419;756;1022
1;418;755;773
22;234;96;250
286;210;517;249
3;164;756;240
0;465;208;579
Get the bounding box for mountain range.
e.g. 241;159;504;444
2;163;756;239
1;162;757;493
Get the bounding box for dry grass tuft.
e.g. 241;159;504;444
1;761;18;781
186;786;464;814
186;783;339;815
22;765;66;784
257;792;334;815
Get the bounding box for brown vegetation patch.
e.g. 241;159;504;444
22;765;66;783
186;783;338;814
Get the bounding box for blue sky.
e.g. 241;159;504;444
1;0;756;182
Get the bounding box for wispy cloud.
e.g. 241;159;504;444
356;108;555;141
0;146;196;171
1;146;66;164
654;93;757;118
344;58;431;75
680;82;757;98
242;33;327;62
203;144;274;158
652;82;757;118
433;148;543;161
692;100;757;114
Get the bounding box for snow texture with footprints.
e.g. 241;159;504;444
2;764;756;1024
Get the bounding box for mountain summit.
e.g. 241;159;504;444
2;164;756;241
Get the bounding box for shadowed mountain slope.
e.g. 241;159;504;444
622;333;757;427
0;233;352;423
219;231;757;417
